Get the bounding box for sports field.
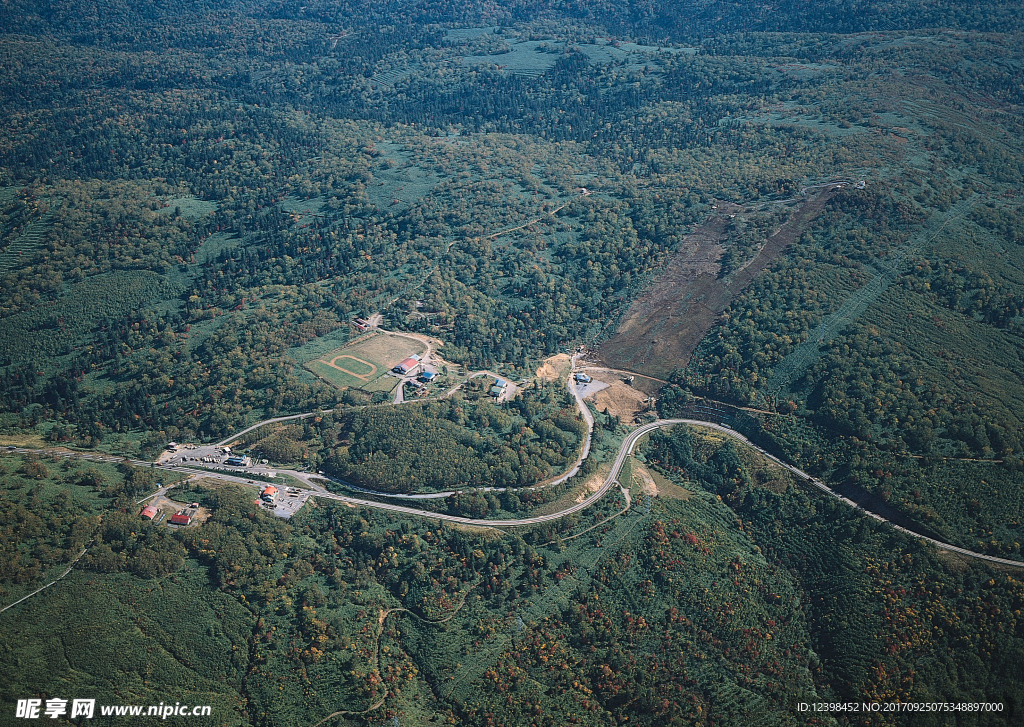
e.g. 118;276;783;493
305;332;424;390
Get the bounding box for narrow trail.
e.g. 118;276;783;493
443;502;651;703
482;200;572;240
309;585;476;726
544;483;632;546
0;546;90;616
764;194;977;399
385;193;579;307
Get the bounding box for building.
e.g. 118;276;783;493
574;372;592;384
225;455;249;467
139;505;158;520
392;354;421;375
261;485;279;503
490;378;508;398
418;370;437;383
169;512;191;526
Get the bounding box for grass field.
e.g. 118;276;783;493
460;39;560;77
365;142;440;214
157;195;218;220
304;332;424;391
0;209;52;276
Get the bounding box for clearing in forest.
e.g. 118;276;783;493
599;188;838;379
535;353;572;382
306;332;425;390
588;380;651;423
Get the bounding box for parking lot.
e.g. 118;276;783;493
159;443;260;468
267;488;310;519
159;444;289;483
575;380;610;399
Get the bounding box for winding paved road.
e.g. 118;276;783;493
5;345;1022;567
9;416;1022;568
336;354;593;500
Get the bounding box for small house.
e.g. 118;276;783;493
169;512;191;526
574;372;592;384
261;486;279;503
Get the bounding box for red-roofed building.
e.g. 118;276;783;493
261;485;279;503
139;505;158;520
169;512;191;526
392;356;421;375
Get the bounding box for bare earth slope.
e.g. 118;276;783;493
599;188;838;378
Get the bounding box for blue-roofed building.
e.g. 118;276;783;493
490;378;508;398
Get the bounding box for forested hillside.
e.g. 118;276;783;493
2;0;1023;724
1;0;1020;452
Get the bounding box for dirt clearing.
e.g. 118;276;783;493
574;470;607;503
588;380;651;422
630;462;659;497
536;353;572;382
581;366;665;396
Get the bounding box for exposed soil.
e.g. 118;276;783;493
580;365;665;396
588;380;650;422
574;471;607;503
598;189;838;379
631;462;659;497
536;353;572;382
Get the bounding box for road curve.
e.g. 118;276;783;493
6;420;1022;568
332;353;595;500
237;415;1024;567
299;417;656;529
658;420;1024;569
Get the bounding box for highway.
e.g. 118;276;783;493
7;417;1024;566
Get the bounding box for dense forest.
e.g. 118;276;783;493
2;0;1020;453
2;0;1024;724
325;385;587;492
